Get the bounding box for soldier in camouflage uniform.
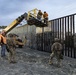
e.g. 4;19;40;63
6;34;17;63
49;38;63;67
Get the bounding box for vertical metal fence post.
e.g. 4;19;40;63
73;15;75;58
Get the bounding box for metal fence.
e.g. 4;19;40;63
35;13;76;58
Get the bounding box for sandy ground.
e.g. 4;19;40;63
0;46;76;75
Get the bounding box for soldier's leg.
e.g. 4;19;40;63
56;51;62;67
8;48;16;63
57;58;62;67
8;51;12;63
49;52;54;64
12;48;16;63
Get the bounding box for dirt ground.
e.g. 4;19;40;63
0;46;76;75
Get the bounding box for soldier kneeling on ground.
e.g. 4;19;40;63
49;38;63;67
6;34;17;63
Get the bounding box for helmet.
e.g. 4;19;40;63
54;38;60;42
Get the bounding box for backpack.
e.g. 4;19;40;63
54;43;61;51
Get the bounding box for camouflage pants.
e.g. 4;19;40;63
49;51;62;65
8;47;16;63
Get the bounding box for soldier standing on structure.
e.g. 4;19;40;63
49;38;63;67
7;34;17;63
37;10;43;21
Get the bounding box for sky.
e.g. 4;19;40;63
0;0;76;26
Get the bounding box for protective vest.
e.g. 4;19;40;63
0;34;6;44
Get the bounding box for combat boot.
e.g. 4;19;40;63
49;60;53;65
9;61;17;64
57;61;62;67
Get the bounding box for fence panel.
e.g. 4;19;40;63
35;13;76;58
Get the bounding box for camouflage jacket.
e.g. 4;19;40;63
6;37;16;48
51;42;62;52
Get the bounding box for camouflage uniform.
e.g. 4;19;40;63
49;38;63;67
6;34;16;63
37;10;43;21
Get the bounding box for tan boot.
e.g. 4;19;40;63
49;60;53;65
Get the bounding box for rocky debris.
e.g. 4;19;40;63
0;47;76;75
